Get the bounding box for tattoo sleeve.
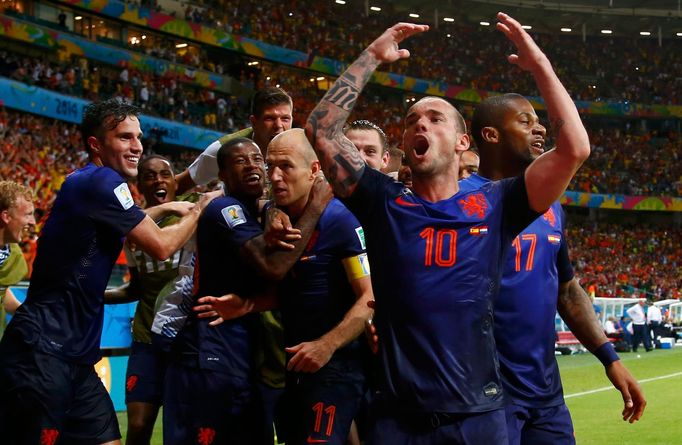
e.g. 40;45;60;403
557;278;609;352
305;50;381;197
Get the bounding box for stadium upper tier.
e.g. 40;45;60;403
35;0;682;108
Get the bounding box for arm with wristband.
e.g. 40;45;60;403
558;278;646;423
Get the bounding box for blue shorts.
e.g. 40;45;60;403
367;405;508;445
282;357;365;445
125;341;168;405
505;402;575;445
0;333;121;445
163;361;257;445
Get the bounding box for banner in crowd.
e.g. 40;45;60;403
0;14;230;92
561;191;682;212
0;77;223;150
59;0;682;118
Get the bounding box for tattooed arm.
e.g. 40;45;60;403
305;23;429;198
496;13;590;212
558;278;646;423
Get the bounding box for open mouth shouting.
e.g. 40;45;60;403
411;135;430;158
530;139;545;156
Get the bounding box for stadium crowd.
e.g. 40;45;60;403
569;222;682;301
147;0;682;104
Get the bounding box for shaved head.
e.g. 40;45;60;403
268;128;318;164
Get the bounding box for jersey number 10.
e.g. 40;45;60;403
420;227;457;267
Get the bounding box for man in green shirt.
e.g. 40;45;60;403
0;181;35;338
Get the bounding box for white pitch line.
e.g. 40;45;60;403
565;371;682;399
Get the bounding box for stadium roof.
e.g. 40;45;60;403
378;0;682;38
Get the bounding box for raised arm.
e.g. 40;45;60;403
305;23;428;197
558;278;646;423
496;12;590;212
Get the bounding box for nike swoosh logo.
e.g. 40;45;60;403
306;437;329;444
394;196;421;207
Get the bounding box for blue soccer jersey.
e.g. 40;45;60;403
461;174;574;407
7;163;146;365
173;196;263;380
278;198;367;358
343;168;540;413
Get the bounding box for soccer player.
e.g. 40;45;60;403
0;181;35;335
173;87;294;443
175;86;293;194
196;129;373;445
164;137;330;445
0;99;216;445
458;149;480;180
463;93;645;444
344;119;390;171
104;155;196;445
304;14;590;443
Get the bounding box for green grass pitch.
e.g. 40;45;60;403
117;347;682;444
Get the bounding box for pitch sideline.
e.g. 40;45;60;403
565;371;682;399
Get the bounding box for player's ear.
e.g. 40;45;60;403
310;160;321;178
455;132;470;154
481;127;499;143
87;136;101;157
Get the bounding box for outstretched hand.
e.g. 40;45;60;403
496;12;549;72
193;294;253;326
367;22;429;64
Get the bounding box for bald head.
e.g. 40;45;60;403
268;128;318;164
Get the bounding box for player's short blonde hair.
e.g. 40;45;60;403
0;181;33;212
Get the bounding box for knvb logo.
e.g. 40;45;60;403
197;427;216;445
40;428;59;445
542;207;556;227
458;193;488;218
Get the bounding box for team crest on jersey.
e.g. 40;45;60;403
114;183;135;210
547;234;561;244
458;193;489;219
542;207;557;227
40;428;60;445
196;427;216;445
469;226;489;236
221;205;246;228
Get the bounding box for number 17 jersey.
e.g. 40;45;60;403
343;168;540;413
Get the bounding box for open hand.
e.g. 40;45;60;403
367;23;429;64
496;12;550;72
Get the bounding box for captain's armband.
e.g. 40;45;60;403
342;253;371;280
